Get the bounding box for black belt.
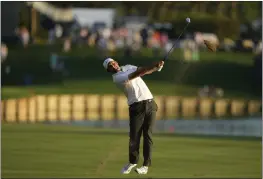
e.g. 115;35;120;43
130;99;153;107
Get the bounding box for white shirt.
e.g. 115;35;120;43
112;65;153;105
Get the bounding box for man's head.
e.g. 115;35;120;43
103;58;121;73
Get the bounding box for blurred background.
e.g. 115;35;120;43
1;1;262;178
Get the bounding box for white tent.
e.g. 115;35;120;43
72;8;116;28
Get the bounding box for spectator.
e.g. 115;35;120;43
150;31;161;56
97;37;107;57
88;33;97;47
48;28;56;44
160;32;168;48
1;43;11;75
16;26;30;47
50;52;58;71
102;28;111;40
134;31;142;45
140;28;148;47
1;43;8;63
164;41;173;54
79;28;89;45
115;36;125;49
107;38;116;56
63;38;71;52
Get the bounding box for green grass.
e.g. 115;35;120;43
1;79;259;100
2;123;261;178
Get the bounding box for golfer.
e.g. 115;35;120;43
103;58;164;174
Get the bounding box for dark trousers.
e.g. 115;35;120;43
129;99;158;166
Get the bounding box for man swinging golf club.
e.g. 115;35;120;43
103;58;164;174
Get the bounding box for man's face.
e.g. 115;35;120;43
107;61;120;73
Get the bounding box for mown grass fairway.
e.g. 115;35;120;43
1;124;261;178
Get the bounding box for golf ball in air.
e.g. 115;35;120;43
186;18;191;23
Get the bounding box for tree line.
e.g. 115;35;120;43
49;1;261;23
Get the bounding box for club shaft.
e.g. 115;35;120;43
164;22;190;61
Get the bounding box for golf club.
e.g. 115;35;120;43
158;17;191;72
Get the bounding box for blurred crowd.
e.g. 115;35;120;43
47;25;175;57
1;23;262;71
49;25;263;59
2;23;262;61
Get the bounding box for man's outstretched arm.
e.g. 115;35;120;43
128;61;164;81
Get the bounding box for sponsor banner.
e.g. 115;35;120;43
46;118;262;137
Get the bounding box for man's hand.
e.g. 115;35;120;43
155;61;164;69
144;60;165;74
156;60;165;72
